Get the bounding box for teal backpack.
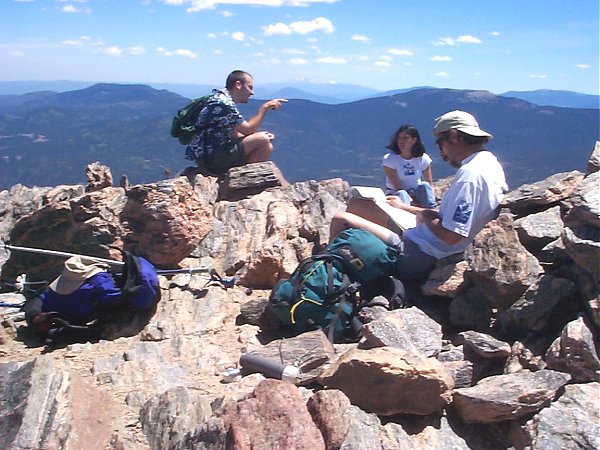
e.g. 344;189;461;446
268;228;403;343
324;228;398;283
170;95;211;145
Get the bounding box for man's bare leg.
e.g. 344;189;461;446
330;211;400;244
241;132;273;163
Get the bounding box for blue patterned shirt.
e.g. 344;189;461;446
185;88;244;163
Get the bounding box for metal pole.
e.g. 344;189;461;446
3;243;214;275
4;244;124;266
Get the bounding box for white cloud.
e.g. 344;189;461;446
352;34;370;43
263;23;291;36
289;58;308;65
104;46;123;57
156;47;198;58
261;57;281;66
433;37;456;46
221;10;234;17
61;39;83;46
379;55;392;61
433;35;482;46
61;4;78;13
60;3;91;13
374;61;391;68
263;17;334;36
174;49;198;58
431;55;452;61
388;48;414;56
316;56;346;64
576;64;590;69
231;31;245;41
528;73;548;79
207;33;217;39
281;48;306;55
9;51;25;57
457;35;482;44
291;16;334;34
490;31;500;36
161;0;339;13
435;71;450;77
128;46;146;55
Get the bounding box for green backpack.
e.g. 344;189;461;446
268;228;402;343
170;95;211;145
324;228;399;282
268;254;360;342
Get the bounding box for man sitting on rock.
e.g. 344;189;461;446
185;70;287;175
330;110;508;282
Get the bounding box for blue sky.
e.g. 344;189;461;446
1;0;598;94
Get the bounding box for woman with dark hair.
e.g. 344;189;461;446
382;124;436;208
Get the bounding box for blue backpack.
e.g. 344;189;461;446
268;228;403;342
115;250;160;310
25;250;160;346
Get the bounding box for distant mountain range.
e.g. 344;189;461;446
0;83;598;192
0;80;598;108
501;89;599;109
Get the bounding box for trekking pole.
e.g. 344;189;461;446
3;243;235;285
4;244;124;267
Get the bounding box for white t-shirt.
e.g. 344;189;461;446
382;152;432;192
404;151;507;259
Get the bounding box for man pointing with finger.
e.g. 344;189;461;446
185;69;287;174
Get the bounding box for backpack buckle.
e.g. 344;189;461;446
349;257;364;270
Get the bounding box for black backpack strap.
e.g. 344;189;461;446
324;282;362;343
110;247;142;302
387;277;408;310
326;296;348;343
43;317;102;348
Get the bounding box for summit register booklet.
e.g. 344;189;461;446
348;186;417;231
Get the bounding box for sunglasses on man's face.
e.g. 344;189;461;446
435;136;448;148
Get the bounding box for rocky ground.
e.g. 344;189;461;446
1;144;599;449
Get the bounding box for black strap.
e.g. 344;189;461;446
326;296;349;343
324;285;363;343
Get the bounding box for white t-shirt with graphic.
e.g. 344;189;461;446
404;151;507;259
382;152;432;192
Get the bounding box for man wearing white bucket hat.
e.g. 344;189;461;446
330;110;508;281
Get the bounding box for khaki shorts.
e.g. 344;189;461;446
205;139;247;174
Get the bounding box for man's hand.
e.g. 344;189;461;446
416;208;440;224
263;99;287;111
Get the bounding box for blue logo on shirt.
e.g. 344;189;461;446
452;201;472;224
403;163;415;176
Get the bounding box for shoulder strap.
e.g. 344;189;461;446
111;247;142;301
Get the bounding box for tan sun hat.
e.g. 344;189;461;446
433;110;493;139
49;256;108;295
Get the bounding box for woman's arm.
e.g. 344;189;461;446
422;165;433;185
383;166;403;190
